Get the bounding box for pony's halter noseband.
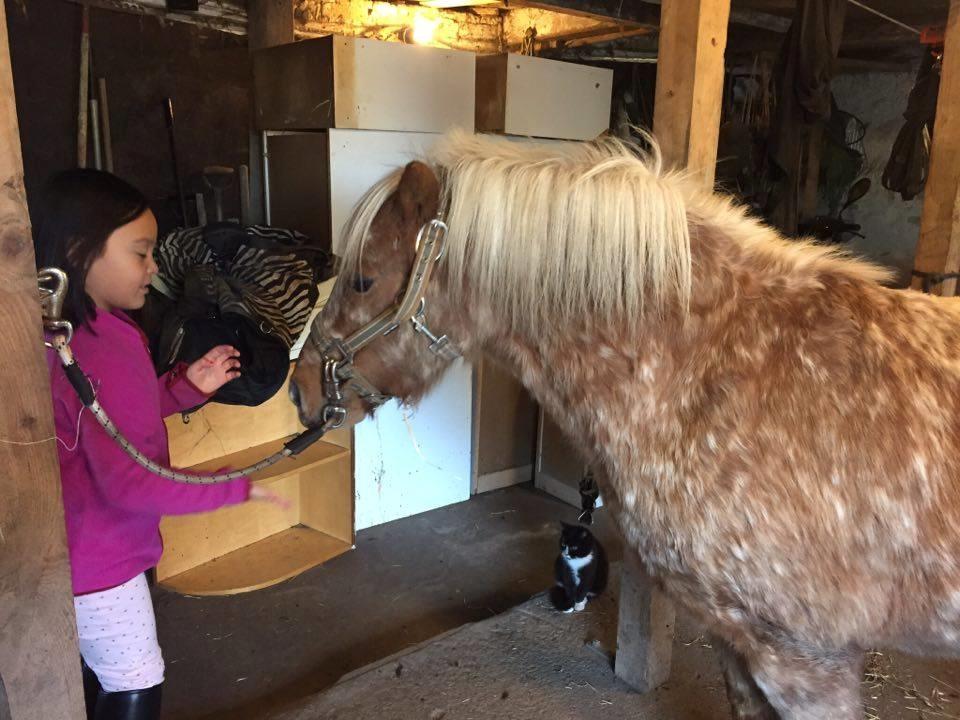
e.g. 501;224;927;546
309;217;460;428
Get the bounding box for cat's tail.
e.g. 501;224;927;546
549;585;574;612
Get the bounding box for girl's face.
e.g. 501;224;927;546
84;210;159;313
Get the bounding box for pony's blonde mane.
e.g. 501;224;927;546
340;130;890;334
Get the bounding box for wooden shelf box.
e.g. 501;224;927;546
253;35;475;133
158;369;354;596
476;53;613;141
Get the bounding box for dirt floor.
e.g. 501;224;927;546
158;484;960;720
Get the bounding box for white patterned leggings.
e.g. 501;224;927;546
74;573;165;692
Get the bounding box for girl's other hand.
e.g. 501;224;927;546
186;345;241;394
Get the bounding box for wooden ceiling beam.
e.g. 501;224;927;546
508;0;659;28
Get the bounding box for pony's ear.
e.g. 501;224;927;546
394;161;440;230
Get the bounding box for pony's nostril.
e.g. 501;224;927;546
289;380;301;408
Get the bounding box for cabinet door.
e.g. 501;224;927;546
473;355;537;494
265;131;332;253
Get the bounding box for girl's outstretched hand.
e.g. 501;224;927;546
186;345;241;394
250;484;292;510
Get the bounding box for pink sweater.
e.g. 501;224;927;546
47;310;250;595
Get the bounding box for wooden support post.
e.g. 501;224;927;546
652;0;731;185
912;0;960;296
246;0;293;226
616;553;676;691
614;0;731;694
0;1;85;718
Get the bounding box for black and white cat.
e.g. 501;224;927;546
550;522;608;613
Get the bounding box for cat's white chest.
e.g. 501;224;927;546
564;553;593;584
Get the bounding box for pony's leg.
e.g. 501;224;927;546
747;646;863;720
715;640;779;720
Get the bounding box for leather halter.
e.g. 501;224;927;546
308;217;460;428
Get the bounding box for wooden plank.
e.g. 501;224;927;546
247;0;293;51
159;527;352;596
801;121;824;221
97;77;114;173
912;0;960;295
475;55;507;134
551;27;653;50
77;6;89;168
254;36;475;133
157;473;301;581
534;410;588;507
322;425;351;450
478;53;612;141
476;465;533;494
165;366;303;468
613;0;732;694
158;440;349;580
0;0;84;715
245;0;283;226
512;0;659;27
505;24;653;52
182;435;349;479
615;553;676;691
477;357;537;477
652;0;731;185
299;454;354;543
470;358;483;494
332;37;475;133
61;0;247;35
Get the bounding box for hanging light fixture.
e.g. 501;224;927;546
411;14;441;44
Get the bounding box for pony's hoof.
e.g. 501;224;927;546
574;600;587;612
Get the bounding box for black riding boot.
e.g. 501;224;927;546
93;683;162;720
81;659;101;719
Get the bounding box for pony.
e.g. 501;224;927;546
290;130;960;719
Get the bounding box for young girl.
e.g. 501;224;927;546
37;169;284;720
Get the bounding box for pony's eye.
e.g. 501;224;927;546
352;275;374;293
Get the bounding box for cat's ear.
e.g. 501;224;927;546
559;521;573;530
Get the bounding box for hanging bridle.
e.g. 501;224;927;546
308;216;460;428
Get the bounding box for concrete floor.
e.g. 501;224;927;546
268;568;960;720
158;484;621;719
158;484;960;720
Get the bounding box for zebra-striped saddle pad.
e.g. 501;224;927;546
144;223;332;407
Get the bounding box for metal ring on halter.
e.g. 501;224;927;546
415;218;448;261
322;404;347;428
323;358;344;403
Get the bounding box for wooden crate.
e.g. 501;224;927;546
157;367;353;596
253;35;475;133
476;53;612;141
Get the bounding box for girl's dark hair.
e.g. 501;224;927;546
34;169;150;327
